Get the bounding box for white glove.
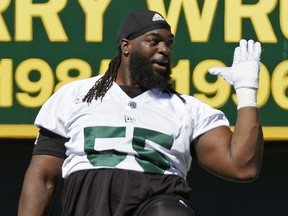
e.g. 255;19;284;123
208;39;261;89
208;39;262;109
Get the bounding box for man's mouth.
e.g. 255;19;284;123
152;60;169;72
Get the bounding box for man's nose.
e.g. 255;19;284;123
158;42;172;57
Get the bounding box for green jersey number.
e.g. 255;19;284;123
84;126;174;174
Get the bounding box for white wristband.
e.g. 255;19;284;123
235;88;258;110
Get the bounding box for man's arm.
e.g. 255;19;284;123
194;107;263;182
18;155;64;216
194;39;264;182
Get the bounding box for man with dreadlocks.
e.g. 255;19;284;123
19;9;263;216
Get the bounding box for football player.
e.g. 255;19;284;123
18;9;263;216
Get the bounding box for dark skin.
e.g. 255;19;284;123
116;30;174;86
18;155;64;215
18;29;264;215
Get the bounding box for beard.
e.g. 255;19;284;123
129;50;172;90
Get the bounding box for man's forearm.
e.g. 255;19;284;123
18;175;56;216
18;145;64;215
231;107;264;178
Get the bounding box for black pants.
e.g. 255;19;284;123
61;169;192;216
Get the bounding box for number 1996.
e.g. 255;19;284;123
0;58;287;110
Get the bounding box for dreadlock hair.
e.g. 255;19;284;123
82;49;186;104
163;84;186;103
83;50;122;103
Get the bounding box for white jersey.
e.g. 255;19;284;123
35;75;229;179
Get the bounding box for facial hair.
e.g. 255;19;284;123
129;50;172;90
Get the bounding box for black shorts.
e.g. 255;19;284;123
61;169;192;216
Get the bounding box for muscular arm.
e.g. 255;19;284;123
18;155;64;216
18;127;68;215
194;107;263;182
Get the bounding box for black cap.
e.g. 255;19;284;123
117;9;171;44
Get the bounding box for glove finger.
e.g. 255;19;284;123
247;39;255;60
253;42;262;60
248;39;254;53
208;67;225;75
208;67;232;84
240;39;248;61
232;47;241;65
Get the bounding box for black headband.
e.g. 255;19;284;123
117;9;171;44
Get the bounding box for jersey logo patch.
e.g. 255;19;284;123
124;115;135;123
127;101;137;109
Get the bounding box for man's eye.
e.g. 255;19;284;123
168;40;175;46
148;39;159;44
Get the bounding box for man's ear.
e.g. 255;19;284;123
120;39;130;57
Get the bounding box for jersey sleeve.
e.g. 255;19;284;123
192;109;229;140
33;127;69;158
34;83;76;138
184;96;230;140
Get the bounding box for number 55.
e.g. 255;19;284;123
84;126;174;174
